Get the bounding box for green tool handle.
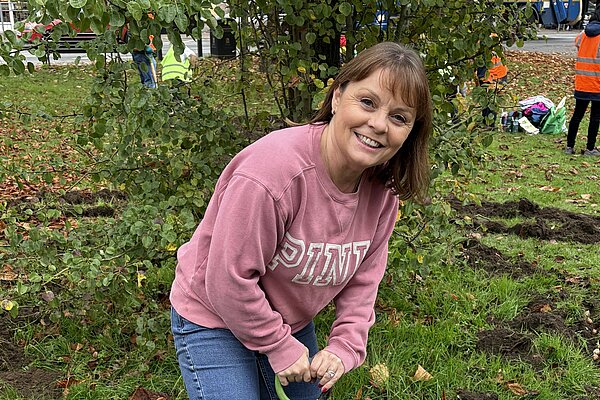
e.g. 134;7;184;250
274;377;291;400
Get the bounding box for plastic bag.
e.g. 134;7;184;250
540;96;567;134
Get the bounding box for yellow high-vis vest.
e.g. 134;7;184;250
161;47;192;82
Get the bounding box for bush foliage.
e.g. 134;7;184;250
1;0;535;372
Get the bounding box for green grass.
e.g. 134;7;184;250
0;64;94;115
467;131;600;215
2;55;600;400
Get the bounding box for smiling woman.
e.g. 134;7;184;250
169;42;432;400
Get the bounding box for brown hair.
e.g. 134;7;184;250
311;42;432;201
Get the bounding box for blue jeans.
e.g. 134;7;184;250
132;50;157;88
171;308;322;400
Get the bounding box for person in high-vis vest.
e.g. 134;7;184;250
475;37;508;128
120;19;158;89
161;45;198;83
565;8;600;156
477;54;508;86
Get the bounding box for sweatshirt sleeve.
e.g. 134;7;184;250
322;195;399;372
204;175;306;373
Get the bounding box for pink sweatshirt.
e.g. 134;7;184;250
170;124;399;373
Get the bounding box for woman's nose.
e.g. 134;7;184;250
368;110;388;134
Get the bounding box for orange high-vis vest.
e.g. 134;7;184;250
484;54;508;83
574;31;600;94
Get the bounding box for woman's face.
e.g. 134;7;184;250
330;68;416;173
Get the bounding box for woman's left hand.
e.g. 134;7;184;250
309;350;345;392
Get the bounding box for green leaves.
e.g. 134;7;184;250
110;10;126;28
127;1;143;21
69;0;87;8
339;2;352;16
158;4;177;24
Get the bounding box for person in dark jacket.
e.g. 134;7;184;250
565;8;600;156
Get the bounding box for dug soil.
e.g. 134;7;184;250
452;197;600;400
0;315;63;399
2;196;599;399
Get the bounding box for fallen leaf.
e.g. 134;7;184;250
412;365;432;381
1;299;14;311
56;378;83;388
506;382;527;395
41;291;55;302
137;271;147;288
369;363;389;388
354;386;363;399
539;185;561;192
494;369;504;383
128;387;171;400
71;342;83;351
540;304;552;313
0;265;17;281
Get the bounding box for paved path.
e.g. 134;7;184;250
508;28;579;56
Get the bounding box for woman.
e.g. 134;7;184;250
170;42;432;400
566;8;600;156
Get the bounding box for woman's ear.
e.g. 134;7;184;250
331;87;341;114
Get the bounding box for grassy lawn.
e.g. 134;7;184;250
1;51;599;400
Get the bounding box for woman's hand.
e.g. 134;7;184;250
277;348;312;386
310;350;345;392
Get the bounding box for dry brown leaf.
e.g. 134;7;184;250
540;304;552;313
129;387;171;400
354;386;363;399
539;185;561;192
494;369;505;383
369;363;389;388
412;365;432;381
506;381;528;395
565;198;588;204
56;378;83;388
0;265;17;281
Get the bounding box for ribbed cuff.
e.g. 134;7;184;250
323;340;359;373
266;336;306;373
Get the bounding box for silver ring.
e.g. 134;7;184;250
326;370;335;378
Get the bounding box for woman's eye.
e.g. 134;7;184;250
360;98;374;108
392;114;406;123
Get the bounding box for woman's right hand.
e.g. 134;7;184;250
276;348;312;386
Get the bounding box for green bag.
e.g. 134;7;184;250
540;97;567;134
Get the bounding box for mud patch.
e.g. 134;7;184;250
59;189;127;205
475;294;600;372
462;240;538;278
456;389;498;400
574;386;600;400
0;317;62;399
65;204;116;217
476;327;545;370
8;188;127;208
450;197;600;244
